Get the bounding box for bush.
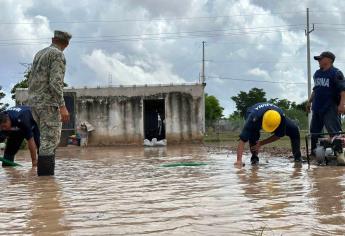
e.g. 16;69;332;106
284;108;308;130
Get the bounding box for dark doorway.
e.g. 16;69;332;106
59;92;76;146
144;99;165;141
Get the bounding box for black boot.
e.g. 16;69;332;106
37;155;55;176
2;154;15;167
294;155;303;162
250;155;259;165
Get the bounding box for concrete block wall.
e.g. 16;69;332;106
16;83;205;145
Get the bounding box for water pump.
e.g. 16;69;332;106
313;136;345;166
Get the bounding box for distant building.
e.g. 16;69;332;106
16;83;205;145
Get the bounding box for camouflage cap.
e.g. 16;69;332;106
54;30;72;42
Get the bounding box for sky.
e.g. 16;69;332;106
1;0;345;116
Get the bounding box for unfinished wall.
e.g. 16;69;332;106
16;84;205;145
165;92;203;143
77;96;143;145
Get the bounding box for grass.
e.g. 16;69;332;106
204;130;308;144
204;130;309;154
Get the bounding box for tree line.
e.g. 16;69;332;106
0;86;8;112
205;88;308;129
1;81;308;129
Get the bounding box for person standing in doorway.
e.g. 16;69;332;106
28;30;72;176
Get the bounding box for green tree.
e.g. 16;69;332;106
285;108;308;130
0;86;9;112
11;69;68;100
268;98;293;110
294;100;308;112
11;64;31;100
229;111;242;120
230;88;308;129
205;93;224;125
11;78;29;100
231;88;267;117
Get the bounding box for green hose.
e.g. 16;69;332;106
162;162;207;167
0;157;22;167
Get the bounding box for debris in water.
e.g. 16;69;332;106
144;138;167;147
0;157;22;167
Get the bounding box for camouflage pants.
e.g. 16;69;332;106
31;106;62;156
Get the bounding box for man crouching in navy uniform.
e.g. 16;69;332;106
0;106;40;167
235;103;302;166
307;51;345;155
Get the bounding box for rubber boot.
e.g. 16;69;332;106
2;154;15;167
294;155;303;162
337;153;345;166
250;155;259;165
37;155;55;176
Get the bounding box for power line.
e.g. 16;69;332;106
209;60;307;63
315;28;345;32
207;40;345;47
0;24;304;42
207;41;305;46
0;28;305;47
0;11;305;25
211;60;345;64
206;76;307;85
310;10;345;14
314;23;345;26
208;58;345;63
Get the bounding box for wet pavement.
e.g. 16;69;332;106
1;145;345;235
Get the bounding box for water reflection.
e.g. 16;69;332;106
28;177;69;235
0;146;345;235
0;168;68;235
310;167;345;236
236;165;292;235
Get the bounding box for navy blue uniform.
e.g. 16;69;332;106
311;66;345;151
0;106;40;158
240;103;301;158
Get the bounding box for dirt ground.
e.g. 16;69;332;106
204;131;308;157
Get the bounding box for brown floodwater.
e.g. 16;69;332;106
1;145;345;235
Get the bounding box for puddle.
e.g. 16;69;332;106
1;145;345;235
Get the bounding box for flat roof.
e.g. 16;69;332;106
16;82;205;91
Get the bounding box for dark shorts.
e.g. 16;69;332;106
310;105;342;151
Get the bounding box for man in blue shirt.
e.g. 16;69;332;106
307;51;345;154
0;106;40;167
235;103;302;166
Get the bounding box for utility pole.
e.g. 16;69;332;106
201;41;206;84
306;8;314;132
201;41;206;134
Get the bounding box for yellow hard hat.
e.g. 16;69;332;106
262;110;281;133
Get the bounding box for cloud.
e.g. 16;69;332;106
248;67;270;80
125;0;195;17
0;0;345;115
82;49;185;85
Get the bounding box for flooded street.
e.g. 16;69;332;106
1;145;345;235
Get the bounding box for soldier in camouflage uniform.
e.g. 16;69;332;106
28;30;72;176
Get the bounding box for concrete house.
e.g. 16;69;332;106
15;83;205;146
